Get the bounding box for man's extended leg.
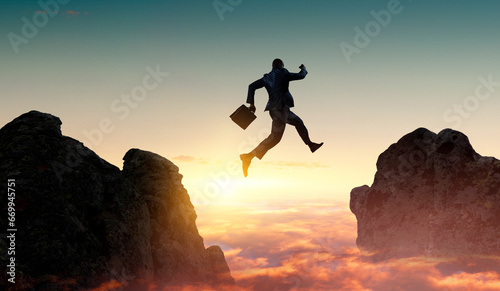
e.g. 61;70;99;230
240;110;286;177
287;110;323;153
252;110;286;159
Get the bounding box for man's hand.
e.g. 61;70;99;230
299;64;306;70
248;104;256;113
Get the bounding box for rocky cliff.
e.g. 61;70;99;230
350;128;500;259
0;111;234;290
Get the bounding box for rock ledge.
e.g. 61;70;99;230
350;128;500;258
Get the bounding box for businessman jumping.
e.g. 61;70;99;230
240;58;323;177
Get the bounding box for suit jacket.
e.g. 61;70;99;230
246;67;308;111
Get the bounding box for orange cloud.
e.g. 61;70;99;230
172;155;196;162
262;160;330;169
32;10;89;17
62;10;89;18
88;280;122;291
171;155;209;164
65;10;80;15
196;201;500;290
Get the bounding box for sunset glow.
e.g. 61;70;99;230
196;202;500;291
2;0;500;289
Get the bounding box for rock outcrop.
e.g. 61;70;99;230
350;128;500;258
0;111;234;290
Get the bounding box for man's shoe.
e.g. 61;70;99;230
309;142;324;153
240;153;253;177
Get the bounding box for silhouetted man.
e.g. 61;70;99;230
240;58;323;177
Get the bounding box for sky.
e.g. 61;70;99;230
2;0;500;290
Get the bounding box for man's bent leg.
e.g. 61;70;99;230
287;110;312;145
251;110;286;159
241;110;286;177
287;110;323;153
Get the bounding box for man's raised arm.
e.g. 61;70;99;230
287;64;308;81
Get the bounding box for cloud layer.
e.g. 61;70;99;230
197;202;500;291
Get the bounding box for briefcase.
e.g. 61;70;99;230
230;105;256;130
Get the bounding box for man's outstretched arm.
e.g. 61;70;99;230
287;64;308;81
247;78;264;112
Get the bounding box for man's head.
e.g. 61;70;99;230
272;58;284;69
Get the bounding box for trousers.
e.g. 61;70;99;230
252;107;312;159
